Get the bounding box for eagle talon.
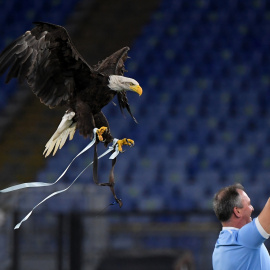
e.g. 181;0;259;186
117;138;135;152
96;126;108;142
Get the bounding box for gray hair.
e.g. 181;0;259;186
213;183;244;222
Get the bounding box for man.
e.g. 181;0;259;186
212;183;270;269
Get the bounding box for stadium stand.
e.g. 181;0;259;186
1;0;270;212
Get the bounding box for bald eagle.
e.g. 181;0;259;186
0;22;142;156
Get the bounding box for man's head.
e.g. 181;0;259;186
213;183;254;228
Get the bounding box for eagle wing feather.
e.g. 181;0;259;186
93;47;136;122
93;46;129;76
0;22;93;108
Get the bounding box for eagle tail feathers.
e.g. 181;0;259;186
43;111;76;157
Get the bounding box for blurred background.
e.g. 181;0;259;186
0;0;270;269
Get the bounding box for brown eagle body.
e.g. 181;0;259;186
0;22;142;153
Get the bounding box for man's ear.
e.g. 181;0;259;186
233;207;241;218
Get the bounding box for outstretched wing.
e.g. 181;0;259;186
93;46;129;76
94;46;137;122
0;21;92;108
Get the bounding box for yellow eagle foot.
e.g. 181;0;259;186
96;126;108;142
117;138;135;152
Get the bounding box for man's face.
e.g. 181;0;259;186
237;189;254;225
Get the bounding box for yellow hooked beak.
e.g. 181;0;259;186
130;84;143;96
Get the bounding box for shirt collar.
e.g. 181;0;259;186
222;227;239;231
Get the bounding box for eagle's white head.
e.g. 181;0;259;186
108;75;143;96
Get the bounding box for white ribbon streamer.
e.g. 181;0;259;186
0;128;99;193
109;139;119;159
14;141;120;229
0;125;122;229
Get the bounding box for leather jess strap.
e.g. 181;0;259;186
93;141;123;207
